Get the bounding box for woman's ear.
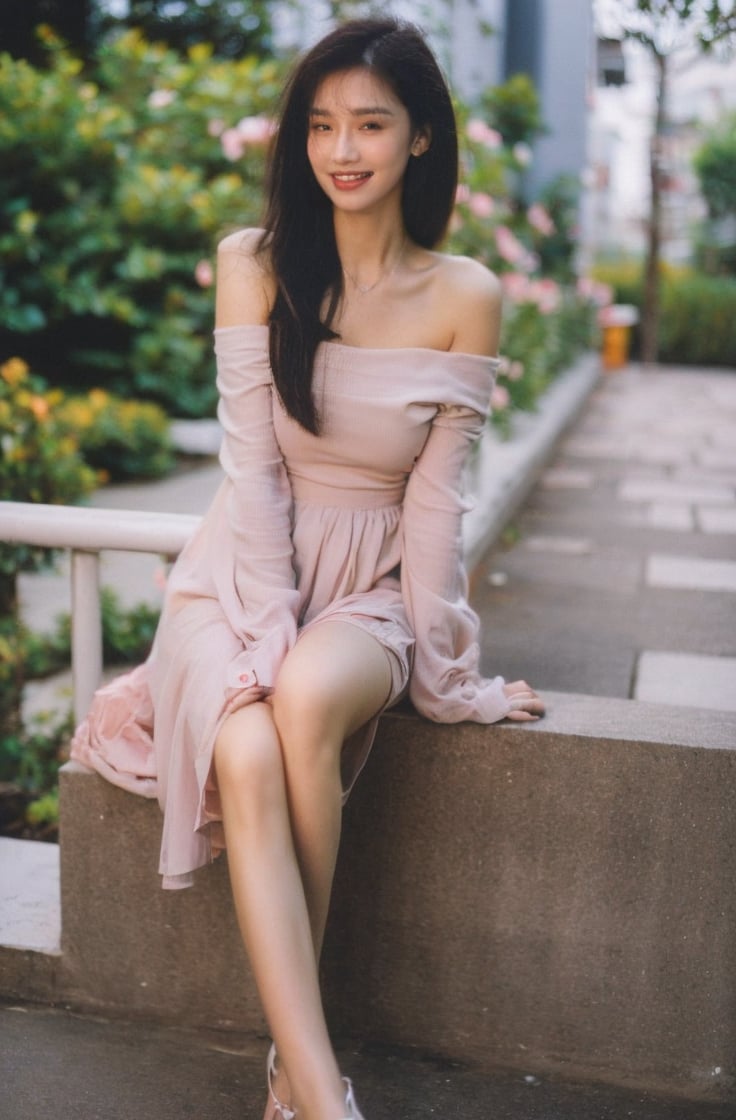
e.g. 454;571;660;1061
411;127;431;157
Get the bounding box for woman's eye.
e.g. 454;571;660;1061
362;121;381;130
310;123;330;132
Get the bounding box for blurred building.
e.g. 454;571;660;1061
582;34;736;266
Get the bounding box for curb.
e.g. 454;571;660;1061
463;351;601;570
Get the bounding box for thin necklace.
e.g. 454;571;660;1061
342;238;406;295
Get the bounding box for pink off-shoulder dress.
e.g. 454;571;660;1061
71;325;511;888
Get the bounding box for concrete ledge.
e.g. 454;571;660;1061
3;694;733;1101
326;695;736;1101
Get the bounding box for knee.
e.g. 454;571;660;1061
271;663;342;755
213;704;284;799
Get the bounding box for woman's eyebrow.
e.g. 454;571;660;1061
309;105;396;117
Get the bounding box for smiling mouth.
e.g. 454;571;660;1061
331;172;373;187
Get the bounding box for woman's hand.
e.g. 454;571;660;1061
503;680;545;722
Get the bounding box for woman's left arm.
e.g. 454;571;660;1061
400;390;512;723
400;261;541;724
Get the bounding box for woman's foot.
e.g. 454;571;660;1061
262;1044;295;1120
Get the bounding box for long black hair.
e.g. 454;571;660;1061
259;17;459;433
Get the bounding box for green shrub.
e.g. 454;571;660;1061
491;288;598;434
22;586;161;681
0;356;97;582
592;263;736;366
0;31;283;417
58;389;173;480
1;588;161;839
658;273;736;366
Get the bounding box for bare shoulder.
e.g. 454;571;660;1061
434;254;502;356
216;227;275;327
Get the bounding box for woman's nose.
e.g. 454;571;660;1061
333;128;359;162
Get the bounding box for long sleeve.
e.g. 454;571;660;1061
211;324;300;688
400;372;511;724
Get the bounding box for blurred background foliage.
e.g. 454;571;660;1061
0;19;600;434
0;28;281;418
0;0;274;64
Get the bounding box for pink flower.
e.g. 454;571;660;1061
148;89;176;109
455;183;471;204
508;360;524;382
466;119;503;149
236;115;276;145
528;277;561;314
577;276;614;307
500;271;530;303
469;192;495;219
490;384;510;411
194;259;214;288
527;202;555;236
495;225;527;267
221;127;246;161
207;118;226;137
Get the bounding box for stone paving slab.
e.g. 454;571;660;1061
699;507;736;534
618;478;734;505
646;554;736;593
635;651;736;711
0;840;60;953
647;502;694;531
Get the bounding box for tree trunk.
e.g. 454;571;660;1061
641;50;667;365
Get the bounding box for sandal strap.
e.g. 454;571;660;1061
267;1044;296;1120
342;1076;365;1120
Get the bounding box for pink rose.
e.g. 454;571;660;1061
528;277;561;314
491;384;510;410
527;203;555;236
236;115;277;145
500;271;530;303
221;128;245;161
194;259;214;288
495;225;527;266
466;119;503;149
469;192;495;219
148;89;176;109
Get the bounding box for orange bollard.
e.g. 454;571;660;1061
598;305;639;371
602;324;630;370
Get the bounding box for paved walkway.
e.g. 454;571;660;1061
472;363;736;711
2;1002;733;1120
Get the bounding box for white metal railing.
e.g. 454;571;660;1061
0;501;200;723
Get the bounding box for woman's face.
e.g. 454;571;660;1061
307;67;426;214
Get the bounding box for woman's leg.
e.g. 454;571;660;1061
272;622;393;957
214;623;392;1120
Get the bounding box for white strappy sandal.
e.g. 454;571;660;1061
262;1043;296;1120
339;1074;366;1120
262;1043;366;1120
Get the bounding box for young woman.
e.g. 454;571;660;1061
72;17;543;1120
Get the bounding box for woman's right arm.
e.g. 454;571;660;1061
216;228;273;328
212;231;300;689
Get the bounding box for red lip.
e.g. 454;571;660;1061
330;172;373;191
